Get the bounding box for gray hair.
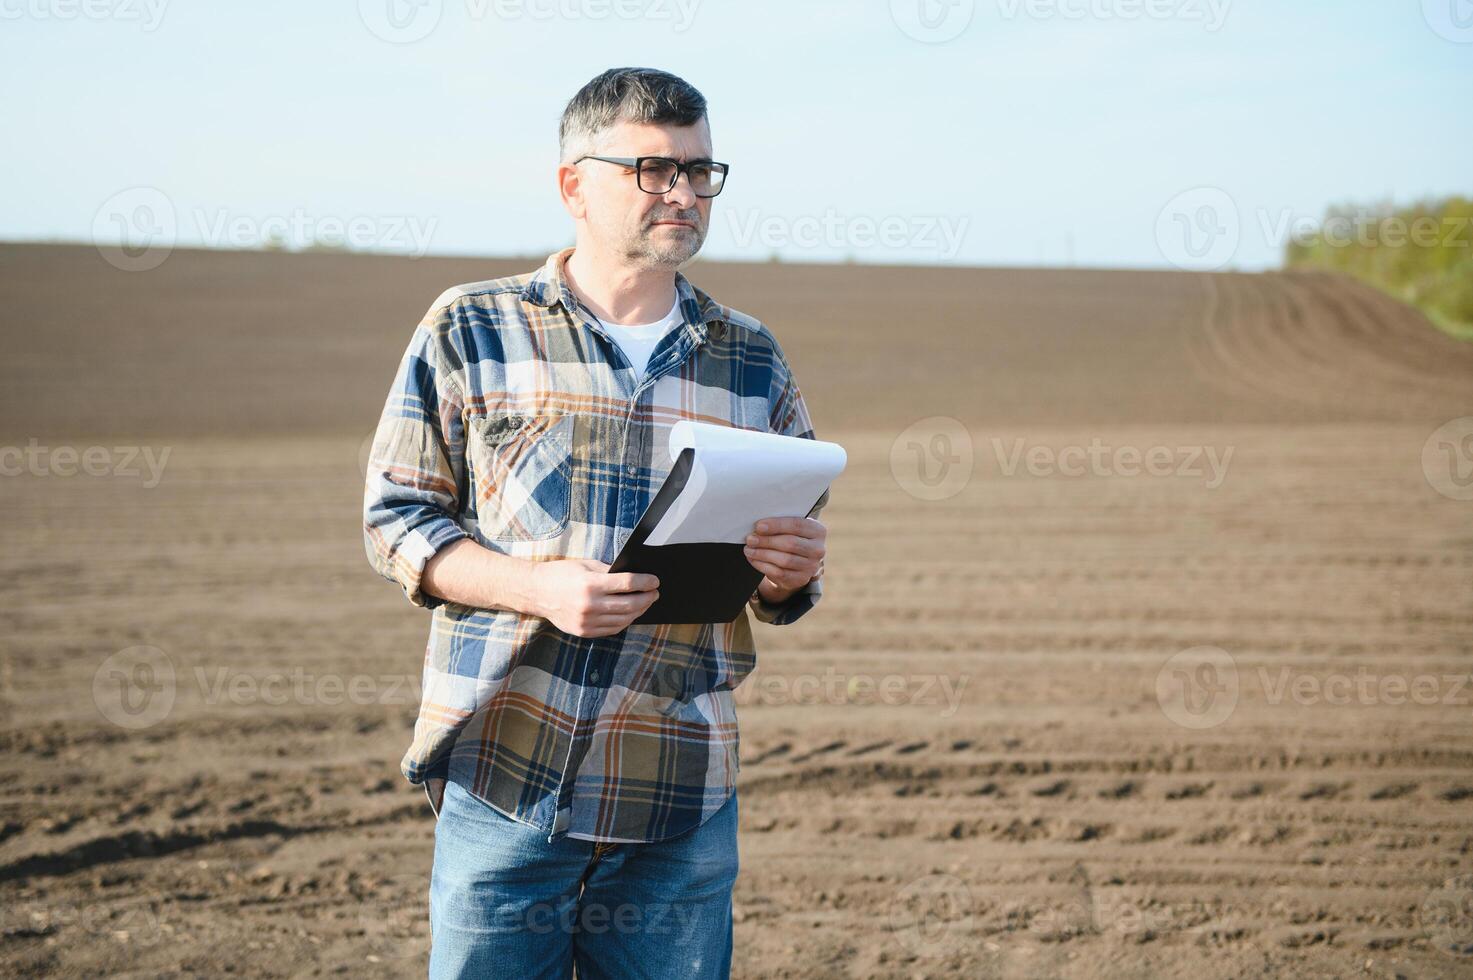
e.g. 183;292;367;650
559;67;708;163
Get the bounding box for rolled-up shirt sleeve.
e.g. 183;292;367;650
363;314;470;610
748;365;829;626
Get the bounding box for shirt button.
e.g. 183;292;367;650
588;669;602;684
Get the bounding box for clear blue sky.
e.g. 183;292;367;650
4;0;1469;269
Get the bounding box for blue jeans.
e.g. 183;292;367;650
428;779;739;979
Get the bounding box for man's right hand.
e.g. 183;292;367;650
528;558;660;637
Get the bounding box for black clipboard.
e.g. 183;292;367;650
608;446;827;625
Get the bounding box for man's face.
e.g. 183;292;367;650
570;117;715;270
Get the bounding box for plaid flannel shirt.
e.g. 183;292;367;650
363;246;828;843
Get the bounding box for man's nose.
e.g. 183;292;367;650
663;170;697;208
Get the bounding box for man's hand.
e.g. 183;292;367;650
529;558;660;638
744;517;826;604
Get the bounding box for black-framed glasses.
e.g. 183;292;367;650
574;155;730;198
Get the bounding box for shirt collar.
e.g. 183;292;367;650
521;246;727;342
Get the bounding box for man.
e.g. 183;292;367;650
362;67;829;978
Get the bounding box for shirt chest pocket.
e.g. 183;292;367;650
465;411;576;543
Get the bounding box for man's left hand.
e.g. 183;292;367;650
744;517;826;602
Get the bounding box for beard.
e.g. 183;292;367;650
620;209;707;269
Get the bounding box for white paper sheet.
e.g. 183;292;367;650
644;420;847;546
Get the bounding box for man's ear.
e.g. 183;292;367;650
558;162;586;220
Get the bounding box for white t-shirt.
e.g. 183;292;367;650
594;297;682;384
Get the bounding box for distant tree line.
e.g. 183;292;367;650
1285;196;1472;340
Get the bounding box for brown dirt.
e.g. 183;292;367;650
1;244;1471;978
